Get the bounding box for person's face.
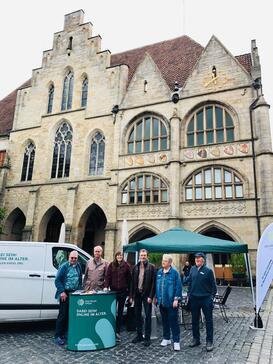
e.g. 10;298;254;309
139;251;148;263
69;253;78;265
185;261;189;266
162;259;171;269
116;254;123;263
195;256;204;268
94;247;102;259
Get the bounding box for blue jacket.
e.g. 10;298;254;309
155;266;182;307
188;264;217;298
55;261;83;299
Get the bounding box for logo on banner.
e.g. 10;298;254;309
77;299;85;306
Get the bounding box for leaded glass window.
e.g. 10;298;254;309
51;122;73;178
81;77;88;107
61;71;74;111
89;132;105;176
121;174;168;204
185;166;243;201
47;84;54;114
187;105;234;146
21;142;35;181
127;115;168;154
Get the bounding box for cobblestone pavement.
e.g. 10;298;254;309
0;287;270;364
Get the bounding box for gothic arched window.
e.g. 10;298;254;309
121;173;168;204
187;104;234;147
89;132;105;176
47;84;54;113
61;71;74;111
184;166;243;201
51;122;73;179
81;77;88;107
127;115;168;154
21;142;36;181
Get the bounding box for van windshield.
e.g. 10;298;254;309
52;247;89;272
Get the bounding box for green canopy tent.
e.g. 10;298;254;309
123;227;254;305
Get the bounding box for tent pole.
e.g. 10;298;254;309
135;251;139;265
245;253;255;307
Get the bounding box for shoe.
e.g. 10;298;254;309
206;342;213;352
143;339;151;347
54;337;65;346
160;339;171;346
116;333;121;342
132;335;143;344
189;339;201;348
174;342;180;351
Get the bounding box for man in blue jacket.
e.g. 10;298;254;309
188;252;217;352
155;254;182;351
54;250;82;345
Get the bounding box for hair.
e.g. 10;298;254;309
113;251;123;268
94;245;103;252
69;250;78;257
139;249;148;255
162;254;173;264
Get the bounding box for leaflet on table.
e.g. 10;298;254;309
71;290;111;295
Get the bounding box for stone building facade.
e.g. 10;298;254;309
0;10;272;269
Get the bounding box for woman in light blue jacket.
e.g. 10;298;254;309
155;254;182;351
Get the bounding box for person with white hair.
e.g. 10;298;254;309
155;254;182;351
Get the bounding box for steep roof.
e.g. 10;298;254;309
0;36;252;136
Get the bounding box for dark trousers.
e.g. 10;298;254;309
134;291;152;339
116;291;127;334
160;305;180;343
55;296;70;338
190;295;214;343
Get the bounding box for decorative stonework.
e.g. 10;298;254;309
118;204;170;219
124;152;169;167
183;142;250;161
183;201;247;217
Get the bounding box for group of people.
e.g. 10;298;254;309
54;246;217;353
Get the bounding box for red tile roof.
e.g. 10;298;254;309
0;36;252;135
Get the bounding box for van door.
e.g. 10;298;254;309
40;245;90;319
0;243;45;321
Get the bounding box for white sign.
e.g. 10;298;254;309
256;223;273;313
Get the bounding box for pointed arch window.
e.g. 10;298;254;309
89;132;105;176
121;173;168;204
187;104;235;146
47;84;54;113
21;142;36;181
61;71;74;111
81;77;88;107
127;115;168;154
185;166;243;201
51;122;73;179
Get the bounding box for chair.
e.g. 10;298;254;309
214;285;232;322
214;264;224;285
223;265;233;283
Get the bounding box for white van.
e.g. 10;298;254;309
0;241;91;322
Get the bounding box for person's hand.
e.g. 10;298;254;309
129;297;133;304
154;297;158;305
60;292;67;302
147;297;152;304
173;299;178;308
103;287;108;291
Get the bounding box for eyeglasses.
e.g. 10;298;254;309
70;257;78;260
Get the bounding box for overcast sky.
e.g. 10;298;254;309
1;0;272;135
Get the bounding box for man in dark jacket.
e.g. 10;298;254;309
188;252;217;352
129;249;156;347
54;250;82;346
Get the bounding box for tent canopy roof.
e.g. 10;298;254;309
123;227;248;254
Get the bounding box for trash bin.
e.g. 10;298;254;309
67;291;116;351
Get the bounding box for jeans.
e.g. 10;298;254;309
190;295;213;343
55;296;70;338
159;305;180;343
116;291;127;334
134;291;152;339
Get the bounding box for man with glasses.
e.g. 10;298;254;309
84;245;109;291
54;250;82;346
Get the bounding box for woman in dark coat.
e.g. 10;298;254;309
105;251;132;341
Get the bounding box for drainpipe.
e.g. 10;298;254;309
249;80;262;240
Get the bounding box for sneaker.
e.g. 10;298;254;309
132;335;143;344
160;339;171;346
206;342;213;352
54;337;65;346
116;333;121;342
174;342;180;351
143;339;151;347
189;339;201;348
